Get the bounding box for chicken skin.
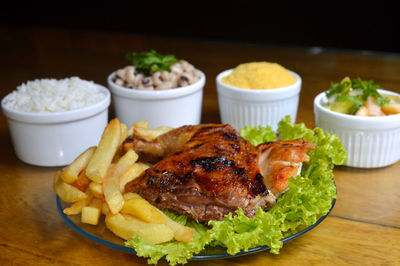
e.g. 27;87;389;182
123;124;315;222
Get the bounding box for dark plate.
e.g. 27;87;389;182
56;196;335;260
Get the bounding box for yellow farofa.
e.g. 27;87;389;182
221;62;297;89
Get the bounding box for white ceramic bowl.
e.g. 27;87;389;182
216;69;302;131
107;71;205;128
1;85;111;167
314;89;400;168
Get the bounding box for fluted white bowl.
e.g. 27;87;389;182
1;84;110;167
216;69;301;131
314;89;400;168
108;71;205;129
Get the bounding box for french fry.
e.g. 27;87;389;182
113;149;139;180
54;171;88;203
63;190;93;215
86;118;121;183
101;201;110;215
81;206;101;225
121;197;166;224
123;192;141;200
120;123;128;145
55;117;192;243
103;176;124;215
103;149;139;214
121;193;194;242
161;212;195;243
127;126;134;137
61;147;96;184
72;169;91;192
134;126;173;142
88;182;103;198
155;126;174;134
133;121;149;129
105;213;174;244
89;197;103;209
119;162;149;192
126;121;149;138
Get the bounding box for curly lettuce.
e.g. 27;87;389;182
125;116;347;265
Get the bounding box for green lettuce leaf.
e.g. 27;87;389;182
240;125;277;145
126;221;210;265
124;116;347;265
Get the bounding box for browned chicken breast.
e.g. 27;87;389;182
123;124;315;222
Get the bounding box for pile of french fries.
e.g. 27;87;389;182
54;118;195;244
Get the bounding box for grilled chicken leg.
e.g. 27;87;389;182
123;124;315;222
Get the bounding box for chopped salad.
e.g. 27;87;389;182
324;77;400;116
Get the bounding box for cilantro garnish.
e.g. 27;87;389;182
351;78;388;105
325;77;389;114
126;50;178;75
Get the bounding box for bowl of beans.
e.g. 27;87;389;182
107;50;205;128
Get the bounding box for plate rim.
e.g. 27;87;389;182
56;195;336;260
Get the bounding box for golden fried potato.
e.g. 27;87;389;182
121;197;166;224
81;206;101;225
72;169;91;192
89;197;103;209
133;126;173;141
162;213;195;242
103;150;138;214
113;149;139;181
133;121;150;129
120;123;128;145
63;191;93;215
123;192;141;200
86;118;121;183
105;213;174;244
61;146;96;184
121;193;194;242
126;121;149;137
101;201;110;215
54;171;88;203
88;182;103;198
119;162;149;192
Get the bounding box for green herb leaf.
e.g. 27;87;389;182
325;77;390;114
126;50;178;75
325;81;346;98
351;78;388;106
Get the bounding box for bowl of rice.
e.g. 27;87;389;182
216;62;301;131
1;77;111;167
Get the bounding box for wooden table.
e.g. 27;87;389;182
1;26;399;265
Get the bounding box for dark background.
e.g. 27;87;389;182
1;1;399;53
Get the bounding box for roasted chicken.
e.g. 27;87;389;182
124;124;315;222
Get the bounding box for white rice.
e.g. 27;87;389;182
3;77;107;112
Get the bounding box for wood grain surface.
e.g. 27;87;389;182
0;25;399;266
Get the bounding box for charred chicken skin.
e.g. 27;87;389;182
123;124;315;222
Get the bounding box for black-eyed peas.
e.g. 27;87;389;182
113;60;201;90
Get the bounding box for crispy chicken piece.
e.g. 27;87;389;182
123;124;315;222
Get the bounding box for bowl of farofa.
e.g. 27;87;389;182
216;62;301;131
107;50;205;128
1;77;110;167
314;77;400;168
